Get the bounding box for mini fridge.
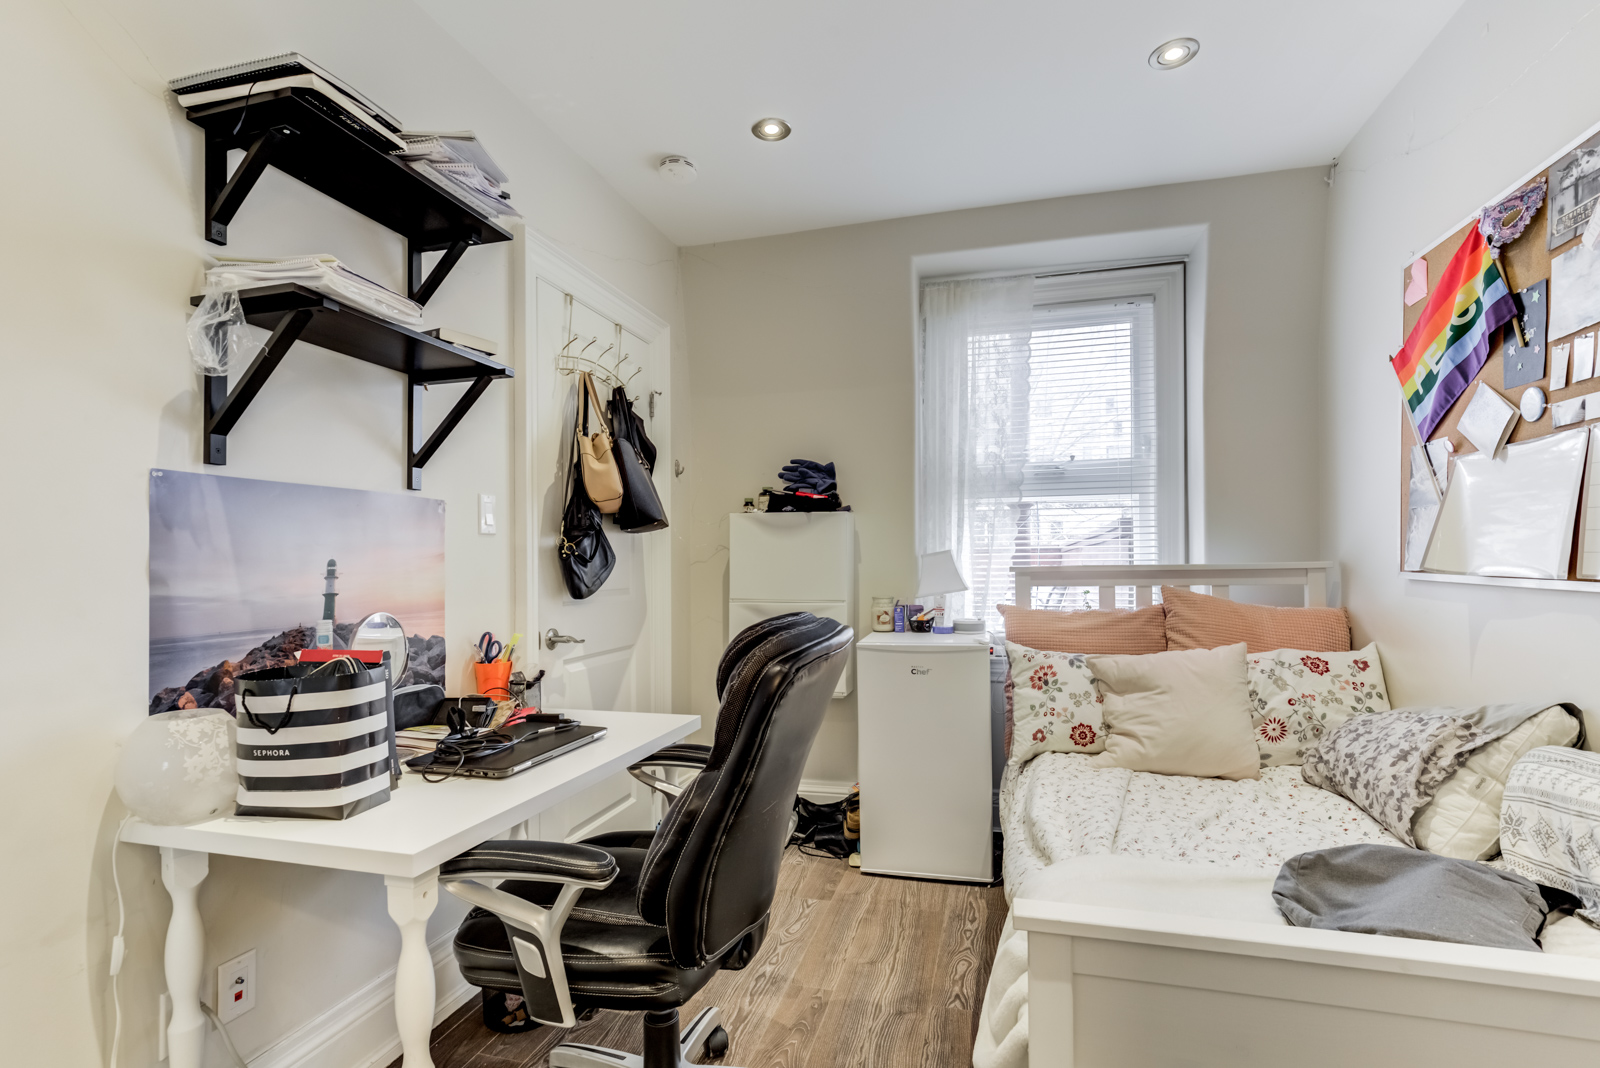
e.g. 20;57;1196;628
856;631;993;882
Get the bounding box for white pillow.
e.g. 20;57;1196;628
1413;707;1582;860
1246;643;1390;767
1087;643;1260;781
1005;641;1105;764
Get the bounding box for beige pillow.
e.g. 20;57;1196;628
1413;707;1583;860
1088;643;1260;780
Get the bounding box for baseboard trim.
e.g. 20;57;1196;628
248;929;475;1068
798;778;855;803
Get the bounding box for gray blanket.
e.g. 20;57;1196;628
1274;843;1549;952
1301;703;1582;846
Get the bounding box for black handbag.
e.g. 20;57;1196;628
608;386;668;533
610;384;657;469
559;433;616;599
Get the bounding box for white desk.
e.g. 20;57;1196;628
122;709;698;1068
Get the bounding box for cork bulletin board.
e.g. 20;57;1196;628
1399;120;1600;581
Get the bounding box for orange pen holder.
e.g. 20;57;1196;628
473;661;514;701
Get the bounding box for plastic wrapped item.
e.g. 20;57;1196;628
186;283;250;376
206;255;424;328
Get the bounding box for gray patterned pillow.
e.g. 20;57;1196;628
1301;709;1478;846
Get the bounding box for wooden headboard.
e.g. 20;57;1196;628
1010;562;1339;611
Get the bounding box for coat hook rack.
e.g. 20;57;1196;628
554;296;642;391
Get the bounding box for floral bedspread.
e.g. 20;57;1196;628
999;752;1403;896
977;756;1401;1068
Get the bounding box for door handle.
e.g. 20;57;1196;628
545;628;586;651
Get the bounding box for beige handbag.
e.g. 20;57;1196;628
576;372;624;514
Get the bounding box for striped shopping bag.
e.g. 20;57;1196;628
234;656;398;819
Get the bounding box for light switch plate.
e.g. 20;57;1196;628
479;494;496;535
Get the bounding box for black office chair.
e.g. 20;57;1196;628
441;612;852;1068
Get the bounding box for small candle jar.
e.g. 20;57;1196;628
871;596;896;632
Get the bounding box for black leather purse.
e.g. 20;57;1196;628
559;435;616;599
608;385;668;533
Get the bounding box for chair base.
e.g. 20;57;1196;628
550;1006;735;1068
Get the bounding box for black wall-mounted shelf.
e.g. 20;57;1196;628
192;284;512;490
183;89;514;304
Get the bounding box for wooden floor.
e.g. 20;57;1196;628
391;847;1008;1068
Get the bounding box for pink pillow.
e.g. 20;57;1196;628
996;603;1168;654
997;604;1168;756
1160;586;1350;654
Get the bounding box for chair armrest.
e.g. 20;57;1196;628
441;840;618;883
628;743;711;799
439;840;616;1028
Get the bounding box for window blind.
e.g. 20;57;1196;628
964;292;1161;628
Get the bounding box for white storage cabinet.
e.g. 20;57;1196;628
728;512;856;697
856;631;993;883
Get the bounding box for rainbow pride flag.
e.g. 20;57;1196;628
1391;227;1517;439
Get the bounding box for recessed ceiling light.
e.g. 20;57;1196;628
1148;38;1199;70
657;155;698;183
752;118;791;141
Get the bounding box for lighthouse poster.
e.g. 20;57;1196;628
147;470;447;714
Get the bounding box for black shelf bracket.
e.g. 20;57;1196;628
407;235;478;305
203;307;316;465
205;126;295;246
406;375;495;490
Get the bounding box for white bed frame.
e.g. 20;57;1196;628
1007;562;1600;1067
1011;560;1337;612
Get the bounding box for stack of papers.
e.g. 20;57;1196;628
397;132;521;220
396;725;451;758
205;256;424;329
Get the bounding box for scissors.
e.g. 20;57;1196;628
476;631;504;663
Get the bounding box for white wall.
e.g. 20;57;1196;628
682;169;1330;787
0;2;684;1065
1323;0;1600;716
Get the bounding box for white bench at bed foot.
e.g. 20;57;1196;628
1019;896;1600;1068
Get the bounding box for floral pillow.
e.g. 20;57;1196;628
1006;641;1105;764
1246;643;1389;767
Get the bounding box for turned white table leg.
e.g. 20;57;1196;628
161;847;210;1068
386;870;440;1067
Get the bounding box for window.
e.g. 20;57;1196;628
917;265;1185;631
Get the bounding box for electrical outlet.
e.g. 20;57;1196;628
216;949;256;1024
479;493;496;535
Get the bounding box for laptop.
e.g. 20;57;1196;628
405;722;608;780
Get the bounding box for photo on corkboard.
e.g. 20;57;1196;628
1549;130;1600;249
147;470;446;715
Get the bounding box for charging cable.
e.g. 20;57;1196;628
201;1003;249;1068
109;815;129;1067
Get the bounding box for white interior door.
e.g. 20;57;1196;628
514;236;673;840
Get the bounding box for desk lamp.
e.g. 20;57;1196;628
916;550;968;634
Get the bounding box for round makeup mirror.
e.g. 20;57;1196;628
351;612;409;678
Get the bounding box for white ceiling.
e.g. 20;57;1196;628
418;1;1462;246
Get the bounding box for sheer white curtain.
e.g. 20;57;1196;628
915;275;1035;622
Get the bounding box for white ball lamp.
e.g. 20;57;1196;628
115;707;237;825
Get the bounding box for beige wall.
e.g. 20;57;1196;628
682;168;1331;786
1323;0;1600;718
0;2;683;1064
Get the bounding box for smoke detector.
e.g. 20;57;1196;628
657;156;698;183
